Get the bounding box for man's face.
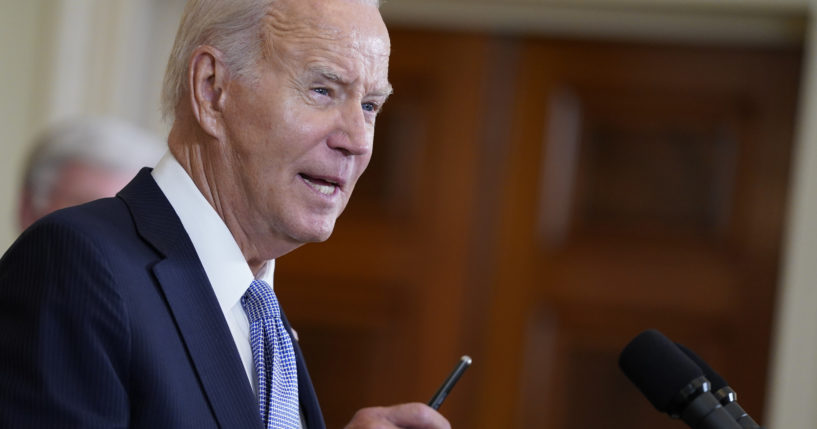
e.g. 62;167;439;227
48;162;134;211
219;0;391;249
19;162;135;230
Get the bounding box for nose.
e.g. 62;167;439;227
327;99;372;157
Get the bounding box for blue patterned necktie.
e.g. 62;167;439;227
241;279;300;429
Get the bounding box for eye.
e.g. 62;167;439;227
362;102;378;113
312;87;330;97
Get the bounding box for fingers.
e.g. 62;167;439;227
344;402;451;429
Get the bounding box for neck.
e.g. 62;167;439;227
166;121;300;276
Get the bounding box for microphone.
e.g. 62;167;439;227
676;343;762;429
619;329;742;429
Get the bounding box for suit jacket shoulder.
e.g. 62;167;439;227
0;169;325;429
0;170;259;428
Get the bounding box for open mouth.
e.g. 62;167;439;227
299;173;339;196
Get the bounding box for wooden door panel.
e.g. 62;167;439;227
275;29;800;429
491;40;801;428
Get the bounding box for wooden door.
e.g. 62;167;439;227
276;28;802;429
480;39;801;428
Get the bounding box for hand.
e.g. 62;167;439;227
344;402;451;429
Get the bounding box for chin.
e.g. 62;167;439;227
306;229;333;243
293;217;337;243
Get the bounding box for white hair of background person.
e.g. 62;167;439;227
160;0;381;121
20;116;166;223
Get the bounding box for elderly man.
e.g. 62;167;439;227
0;0;450;428
18;116;165;230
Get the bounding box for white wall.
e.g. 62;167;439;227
766;7;817;428
0;0;52;248
0;0;184;249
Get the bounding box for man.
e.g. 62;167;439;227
18;116;165;230
0;0;450;428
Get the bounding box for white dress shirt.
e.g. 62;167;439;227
151;151;273;393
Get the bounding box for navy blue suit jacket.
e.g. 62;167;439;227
0;169;325;428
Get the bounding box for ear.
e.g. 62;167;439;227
187;46;229;139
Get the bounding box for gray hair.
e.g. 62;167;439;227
23;116;165;214
160;0;382;122
161;0;271;121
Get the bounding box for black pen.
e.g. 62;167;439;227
428;355;472;410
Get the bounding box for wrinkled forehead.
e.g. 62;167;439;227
262;0;390;58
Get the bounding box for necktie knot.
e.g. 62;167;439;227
242;279;281;321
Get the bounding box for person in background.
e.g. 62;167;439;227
0;0;450;428
17;116;165;230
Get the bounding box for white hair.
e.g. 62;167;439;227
23;116;166;214
161;0;272;121
160;0;382;122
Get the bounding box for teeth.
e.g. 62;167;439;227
303;176;336;195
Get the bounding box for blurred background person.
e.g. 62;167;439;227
18;116;164;230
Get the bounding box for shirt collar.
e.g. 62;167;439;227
151;151;275;311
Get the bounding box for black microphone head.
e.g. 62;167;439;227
675;342;728;391
619;329;706;414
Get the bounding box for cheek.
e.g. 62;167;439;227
265;101;324;150
284;103;333;140
228;82;290;154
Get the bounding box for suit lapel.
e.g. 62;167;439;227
281;312;326;429
118;169;260;428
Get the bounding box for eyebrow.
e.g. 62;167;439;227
371;83;394;99
310;65;346;85
309;65;393;98
369;83;394;98
313;66;343;83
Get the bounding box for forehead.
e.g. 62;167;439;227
261;0;390;78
